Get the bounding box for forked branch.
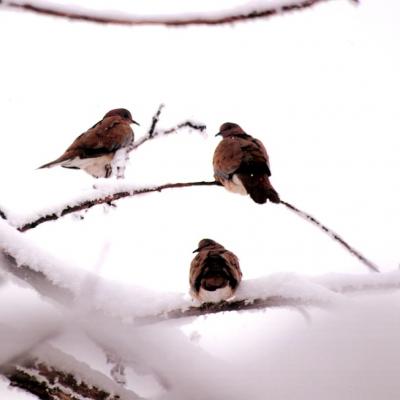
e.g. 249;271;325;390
130;103;206;152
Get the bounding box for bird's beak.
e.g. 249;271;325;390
131;119;140;126
192;247;200;253
215;132;222;137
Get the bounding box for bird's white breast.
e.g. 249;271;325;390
222;174;247;195
197;286;234;303
62;155;113;178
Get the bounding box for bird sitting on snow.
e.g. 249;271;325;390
190;238;242;303
213;122;280;204
38;108;139;178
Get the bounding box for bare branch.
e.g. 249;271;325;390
17;180;220;232
2;0;355;27
280;200;381;273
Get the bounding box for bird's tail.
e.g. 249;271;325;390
37;159;61;169
193;256;237;292
238;173;280;204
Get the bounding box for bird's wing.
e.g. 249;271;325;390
252;138;271;175
238;137;271;176
64;116;134;159
213;138;244;179
222;250;242;282
189;253;205;291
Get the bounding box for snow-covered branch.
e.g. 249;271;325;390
2;183;379;274
1;224;398;326
281;200;381;273
17;180;220;232
130;108;206;152
2;0;357;27
4;345;142;400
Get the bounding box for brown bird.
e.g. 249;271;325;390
38;108;139;178
190;238;242;303
213;122;280;204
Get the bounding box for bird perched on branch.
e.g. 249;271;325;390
213;122;280;204
190;238;242;303
38;108;139;178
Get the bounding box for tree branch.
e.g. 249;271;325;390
143;296;325;324
147;103;165;139
130;119;206;152
4;354;142;400
17;180;220;232
2;0;356;27
3;183;382;275
2;246;398;327
280;200;381;273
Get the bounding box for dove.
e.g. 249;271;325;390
38;108;139;178
213;122;280;204
190;238;242;303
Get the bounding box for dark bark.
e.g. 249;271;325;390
2;0;357;27
18;180;220;232
6;360;122;400
281;200;380;273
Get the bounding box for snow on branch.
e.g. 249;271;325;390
2;181;380;274
17;180;220;232
2;0;357;27
130;103;206;152
3;345;142;400
1;224;398;326
281;200;381;273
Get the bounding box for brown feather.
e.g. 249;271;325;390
38;110;135;178
213;123;279;203
237;174;280;204
190;239;242;303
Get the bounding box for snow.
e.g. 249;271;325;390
1;0;400;398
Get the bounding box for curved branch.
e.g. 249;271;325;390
281;200;380;273
2;0;357;27
18;180;221;232
6;185;381;275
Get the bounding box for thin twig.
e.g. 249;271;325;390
18;181;220;232
148;103;165;138
130;119;206;152
280;200;381;273
2;0;354;27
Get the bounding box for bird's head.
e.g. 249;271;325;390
193;238;223;253
215;122;245;138
104;108;140;125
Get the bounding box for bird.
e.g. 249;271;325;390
213;122;280;204
190;238;242;303
38;108;139;178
